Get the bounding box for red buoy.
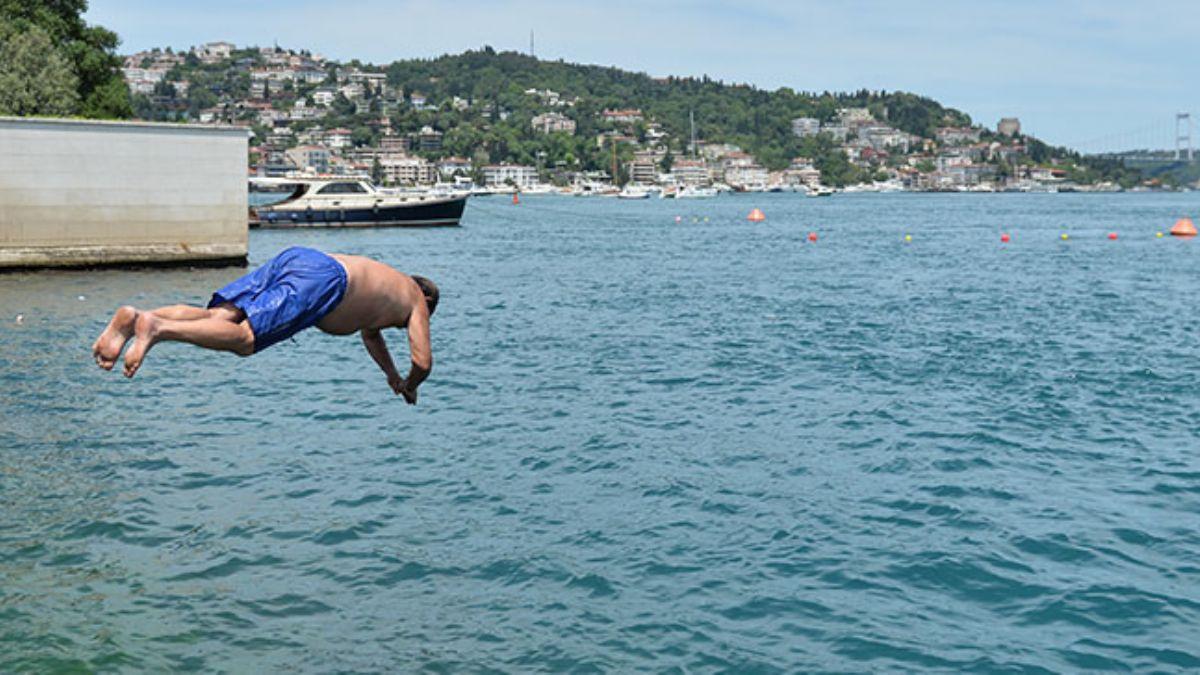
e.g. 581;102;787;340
807;232;818;242
512;192;520;205
1000;233;1011;243
747;208;766;222
1108;232;1118;240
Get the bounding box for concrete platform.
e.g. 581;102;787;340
0;117;249;269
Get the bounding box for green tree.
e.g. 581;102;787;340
0;0;131;118
0;22;80;115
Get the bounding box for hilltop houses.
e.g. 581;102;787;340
119;40;1087;191
531;112;576;135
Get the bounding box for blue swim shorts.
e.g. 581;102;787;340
208;246;347;352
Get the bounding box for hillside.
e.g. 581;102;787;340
128;45;1140;188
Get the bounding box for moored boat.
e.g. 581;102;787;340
250;177;467;228
617;185;652;199
676;185;717;199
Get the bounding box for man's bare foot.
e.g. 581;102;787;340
123;312;160;378
92;305;138;371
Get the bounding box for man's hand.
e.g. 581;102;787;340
388;372;418;404
387;372;405;394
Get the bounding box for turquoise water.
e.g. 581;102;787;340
3;193;1200;672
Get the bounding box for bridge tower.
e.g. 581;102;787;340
1176;112;1193;162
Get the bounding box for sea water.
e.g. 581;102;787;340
2;193;1199;671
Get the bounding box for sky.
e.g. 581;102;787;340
85;0;1200;151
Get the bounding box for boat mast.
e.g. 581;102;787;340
690;110;696;158
611;137;618;186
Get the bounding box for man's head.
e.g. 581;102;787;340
412;275;439;316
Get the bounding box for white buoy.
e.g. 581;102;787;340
15;314;24;325
77;295;86;301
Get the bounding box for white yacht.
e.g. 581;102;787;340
250;177;467;228
676;185;718;199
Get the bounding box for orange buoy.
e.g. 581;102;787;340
807;232;818;242
747;208;765;222
512;192;520;205
1108;232;1118;240
1000;233;1011;243
1170;218;1197;237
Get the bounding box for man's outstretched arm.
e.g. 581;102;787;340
361;328;406;395
401;303;432;405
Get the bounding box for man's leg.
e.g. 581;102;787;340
122;310;255;378
93;304;245;371
151;304;213;321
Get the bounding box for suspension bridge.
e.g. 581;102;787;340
1069;113;1197;166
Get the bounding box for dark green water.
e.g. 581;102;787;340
2;193;1199;672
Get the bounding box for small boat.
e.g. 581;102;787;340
618;185;652;199
806;185;835;198
676;185;717;199
250;177;467;228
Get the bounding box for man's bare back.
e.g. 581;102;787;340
318;254;424;334
91;247;437;404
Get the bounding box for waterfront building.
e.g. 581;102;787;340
1029;166;1067;182
671;159;711;186
627;155;659;185
483;164;539;188
998;117;1022;137
791;117;821;138
725;164;769;189
438;157;473;178
285;145;331;173
531;112;577;135
380;156;437;185
783;161;822;187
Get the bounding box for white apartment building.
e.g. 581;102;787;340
483;164;539;188
791;117;821;137
381;156;436;185
531;112;576;135
671;159;710;186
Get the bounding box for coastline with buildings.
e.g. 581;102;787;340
120;42;1178;197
